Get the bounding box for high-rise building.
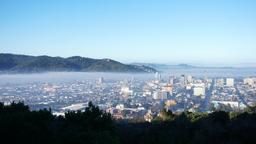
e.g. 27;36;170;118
186;75;193;84
121;86;133;97
163;84;173;96
180;75;187;86
169;76;174;85
155;72;161;81
193;86;205;96
98;77;104;84
226;78;234;87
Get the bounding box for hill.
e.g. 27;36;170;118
131;63;197;70
0;53;156;73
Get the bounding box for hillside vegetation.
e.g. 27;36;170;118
0;54;156;73
0;102;256;144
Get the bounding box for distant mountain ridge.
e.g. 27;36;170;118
0;53;156;73
131;63;197;70
132;63;236;70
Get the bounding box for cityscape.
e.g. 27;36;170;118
1;72;256;122
1;0;256;143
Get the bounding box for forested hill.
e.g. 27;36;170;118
0;53;156;73
1;102;256;144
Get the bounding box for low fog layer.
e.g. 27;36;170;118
0;67;255;85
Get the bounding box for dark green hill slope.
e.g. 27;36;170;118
0;53;157;73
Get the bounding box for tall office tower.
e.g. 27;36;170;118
186;75;193;84
169;76;174;85
155;72;161;81
226;78;234;87
163;84;173;96
180;75;187;86
98;77;104;84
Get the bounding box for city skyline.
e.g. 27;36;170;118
1;0;256;66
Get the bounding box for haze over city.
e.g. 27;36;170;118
1;0;256;144
1;0;256;66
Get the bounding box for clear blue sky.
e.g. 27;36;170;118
0;0;256;66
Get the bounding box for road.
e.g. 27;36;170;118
200;81;214;112
235;86;250;108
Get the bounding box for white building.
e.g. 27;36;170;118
186;75;193;83
244;78;254;86
116;104;125;110
98;77;104;84
226;78;234;87
193;86;205;96
155;72;161;81
211;101;244;109
121;87;133;96
186;84;192;90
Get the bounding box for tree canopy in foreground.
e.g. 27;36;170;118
0;102;256;144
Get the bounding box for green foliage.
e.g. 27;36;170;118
154;109;176;121
58;102;118;144
1;102;256;144
0;102;118;144
118;110;256;144
0;53;155;73
185;112;208;123
244;103;256;113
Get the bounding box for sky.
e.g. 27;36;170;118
0;0;256;66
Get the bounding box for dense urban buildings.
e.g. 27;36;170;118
0;73;255;121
